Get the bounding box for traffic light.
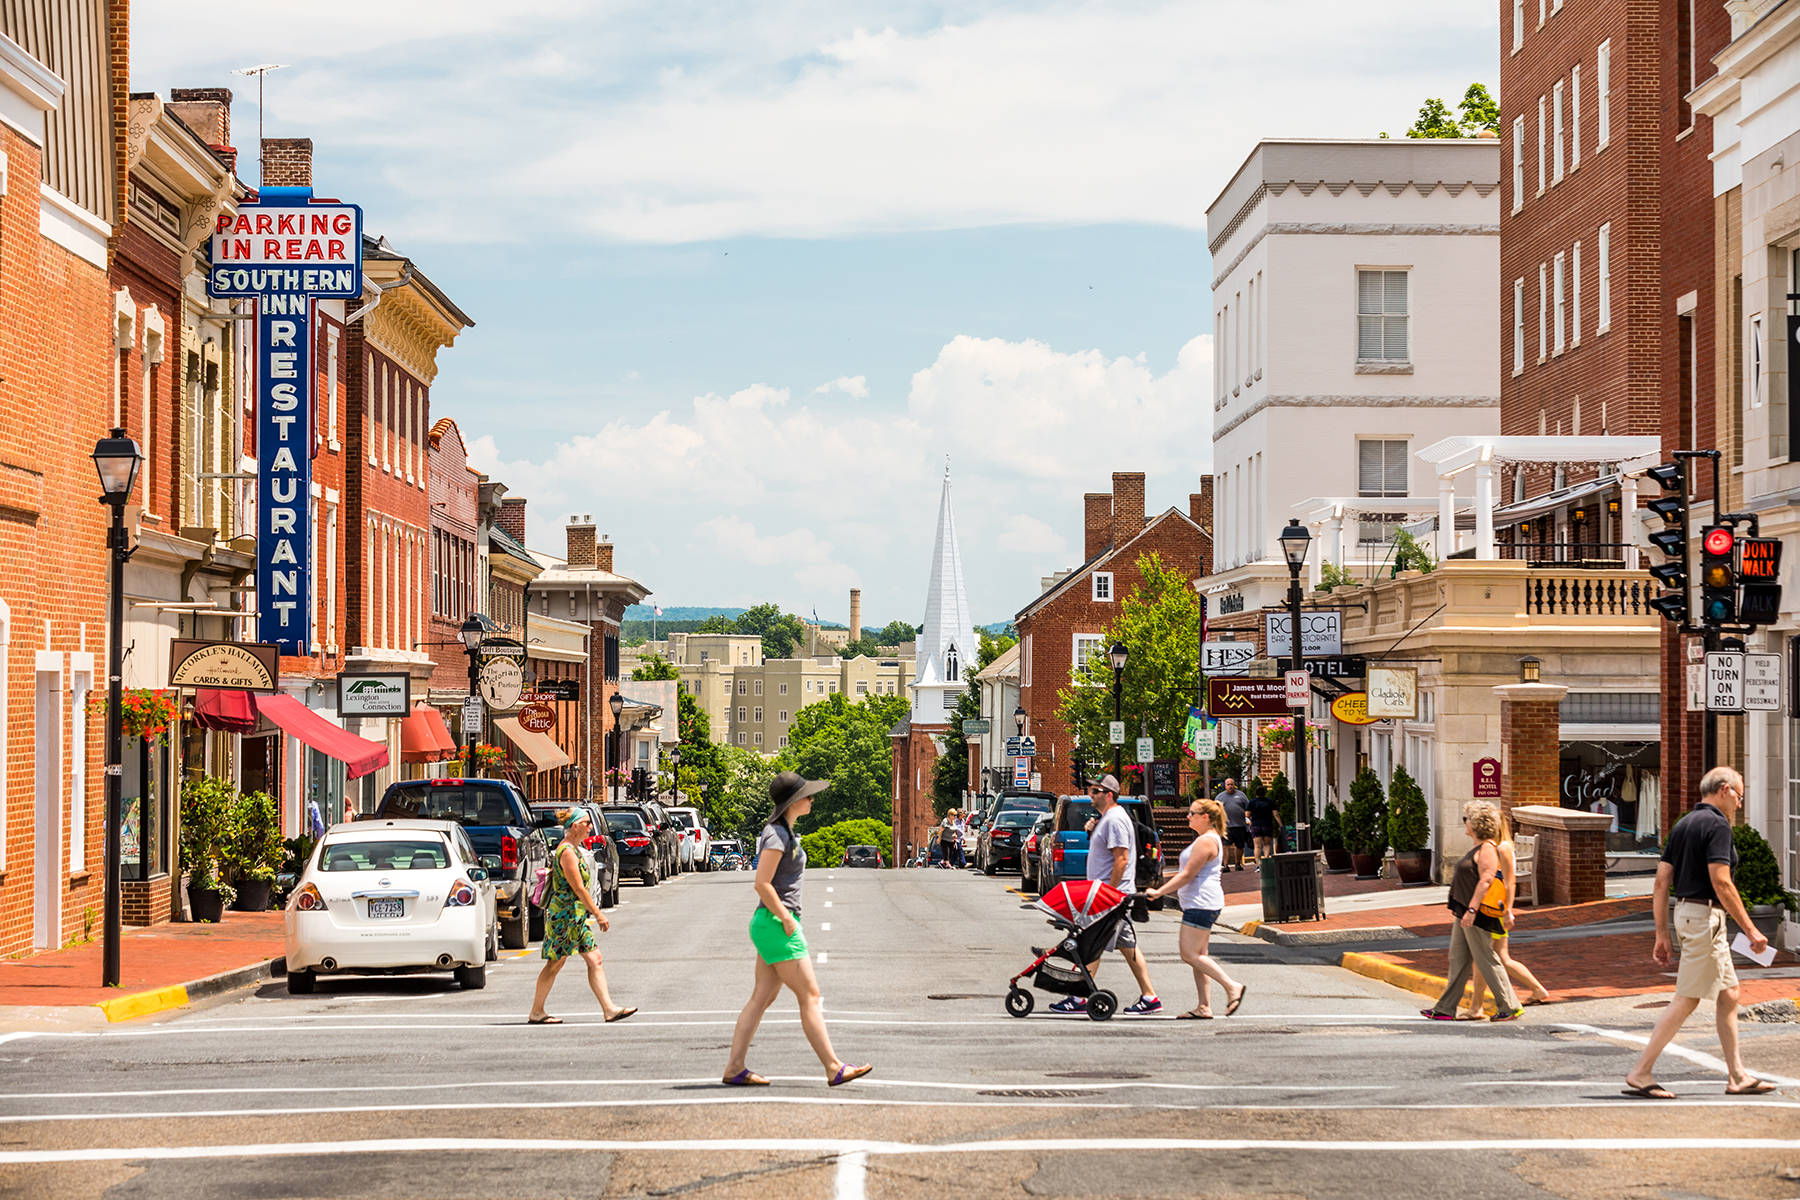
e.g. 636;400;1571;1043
1645;461;1688;624
1699;524;1737;626
1738;536;1783;625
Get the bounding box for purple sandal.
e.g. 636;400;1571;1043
828;1063;873;1087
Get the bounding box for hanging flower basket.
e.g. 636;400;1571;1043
1258;718;1296;755
90;688;180;746
450;743;505;773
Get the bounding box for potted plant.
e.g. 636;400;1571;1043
226;789;285;911
1732;824;1798;945
1269;771;1295;852
1317;803;1352;873
90;687;179;746
1344;767;1388;879
179;776;238;922
1259;718;1296;757
1387;764;1433;885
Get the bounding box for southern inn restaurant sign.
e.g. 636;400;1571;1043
209;188;363;654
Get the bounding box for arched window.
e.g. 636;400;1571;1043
945;644;960;682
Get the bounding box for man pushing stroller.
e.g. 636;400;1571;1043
1051;775;1160;1016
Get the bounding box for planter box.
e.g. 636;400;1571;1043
1322;847;1353;874
187;885;227;924
1350;852;1382;880
1393;849;1434;886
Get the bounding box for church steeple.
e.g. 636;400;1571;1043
911;463;977;725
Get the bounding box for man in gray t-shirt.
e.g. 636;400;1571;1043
1215;779;1250;871
1049;775;1161;1016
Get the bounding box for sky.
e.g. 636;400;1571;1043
132;0;1498;627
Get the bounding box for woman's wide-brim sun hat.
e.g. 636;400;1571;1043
767;771;828;823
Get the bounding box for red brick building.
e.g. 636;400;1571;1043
1498;0;1729;831
1013;472;1213;793
0;5;130;953
426;417;480;698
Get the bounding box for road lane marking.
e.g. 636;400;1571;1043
825;901;833;908
835;1148;866;1200
821;923;831;932
827;888;834;893
1556;1022;1800;1087
816;952;829;964
5;1134;1800;1167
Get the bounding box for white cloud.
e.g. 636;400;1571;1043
815;375;870;398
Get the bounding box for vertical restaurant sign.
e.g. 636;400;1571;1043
207;188;363;654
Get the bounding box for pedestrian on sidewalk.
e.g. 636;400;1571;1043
723;771;872;1089
1052;774;1161;1015
1215;778;1250;871
1147;797;1247;1019
1246;785;1279;869
528;810;637;1026
1623;767;1775;1099
1463;810;1552;1017
938;811;957;869
1422;801;1522;1022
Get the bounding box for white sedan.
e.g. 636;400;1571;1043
285;819;498;995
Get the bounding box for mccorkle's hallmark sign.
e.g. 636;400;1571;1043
209;188;364;654
168;639;280;691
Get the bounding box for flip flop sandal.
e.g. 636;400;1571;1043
722;1070;771;1087
1420;1009;1457;1021
1522;996;1556;1006
1175;1009;1213;1020
1620;1082;1676;1100
1225;985;1248;1016
605;1007;638;1023
828;1063;873;1087
1725;1079;1777;1096
527;1015;563;1025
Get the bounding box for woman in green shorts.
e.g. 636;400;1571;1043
722;772;872;1088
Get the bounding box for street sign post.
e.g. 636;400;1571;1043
1014;757;1029;788
1108;721;1126;745
962;718;991;736
1005;735;1037;758
1136;737;1154;765
1745;652;1781;712
1192;728;1217;760
460;695;483;738
1705;650;1745;712
1284;670;1310;708
479;657;524;711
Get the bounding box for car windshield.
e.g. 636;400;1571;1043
712;841;740;852
668;811;698;829
603;811;647;834
381;786;514;826
995;811;1038;828
1059;800;1097;831
1001;795;1051;812
847;846;877;856
320;838;448;871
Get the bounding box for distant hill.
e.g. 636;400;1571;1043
623;605;746;622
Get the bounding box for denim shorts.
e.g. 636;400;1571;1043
1181;907;1222;929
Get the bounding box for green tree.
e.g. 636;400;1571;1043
1344;766;1389;859
874;619;918;647
1388;763;1429;852
931;631;1018;817
673;690;727;821
710;744;782;842
800;818;895;869
1390;82;1500;139
631;654;678;681
694;614;737;634
779;692;910;831
1056;552;1204;787
736;602;808;660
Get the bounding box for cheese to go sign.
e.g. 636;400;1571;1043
1330;692;1380;726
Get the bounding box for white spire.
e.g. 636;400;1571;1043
912;468;977;725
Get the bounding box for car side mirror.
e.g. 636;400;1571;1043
479;855;502;871
468;867;489;882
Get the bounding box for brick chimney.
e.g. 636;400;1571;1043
261;137;313;187
167;87;231;147
1111;471;1146;550
849;588;862;644
566;514;596;569
1192;476;1215;575
596;536;615;574
496;496;527;544
1084;493;1112;561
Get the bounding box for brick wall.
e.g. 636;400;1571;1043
1497;688;1564;824
495;496;526;543
343;344;431;655
260;137;313;189
427;419;478;692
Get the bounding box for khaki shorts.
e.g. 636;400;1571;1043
1673;900;1738;1001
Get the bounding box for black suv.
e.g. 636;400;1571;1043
374;778;550;949
528;802;621;908
603;804;677;883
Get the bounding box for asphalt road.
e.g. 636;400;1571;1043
1;865;1797;1199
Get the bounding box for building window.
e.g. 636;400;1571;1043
326;327;340;446
945;645;959;682
855;680;868;695
753;679;762;696
1749;315;1764;410
753;707;762;722
1597;223;1612;330
1570;65;1581;167
1678;0;1694;129
737;707;746;722
754;732;763;746
738;680;748;694
1571;241;1582;345
779;736;788;749
1512;0;1523;50
1358;439;1409;496
1512;279;1526;375
736;732;746;745
1537;95;1547;192
1072;634;1105;682
1597;41;1611;147
1538;262;1549;360
1023;634;1032;688
1552;80;1565;182
1553;252;1566;354
1356;269;1408;362
779;710;788;722
1511;116;1524;211
1092;572;1113;602
779;683;788;695
829;681;838;693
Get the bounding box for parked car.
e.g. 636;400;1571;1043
1039;793;1164;896
639;799;683;877
842;844;884;868
664;805;711;872
602;807;661;885
285;819;498;994
528;802;620;908
1021;814;1054;892
978;808;1042;875
709;839;742;869
372;778;549;950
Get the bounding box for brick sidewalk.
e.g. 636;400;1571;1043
1258;893;1653;937
0;912;285;1010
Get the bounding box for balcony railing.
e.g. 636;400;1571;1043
1525;570;1651;617
1337;559;1660;646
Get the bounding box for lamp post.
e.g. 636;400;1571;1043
459;613;495;774
608;690;625;803
1279;518;1313;852
93;429;142;989
1109;641;1128;785
669;744;681;800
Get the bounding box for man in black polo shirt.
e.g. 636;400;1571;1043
1622;766;1774;1098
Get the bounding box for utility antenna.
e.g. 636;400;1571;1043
231;63;289;184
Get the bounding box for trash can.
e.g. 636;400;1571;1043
1259;850;1325;923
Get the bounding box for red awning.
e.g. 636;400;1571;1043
400;704;457;763
191;688;258;734
254;692;390;780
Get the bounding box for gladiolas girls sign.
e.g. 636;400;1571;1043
208;188;362;654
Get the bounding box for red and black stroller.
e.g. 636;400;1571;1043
1004;879;1132;1021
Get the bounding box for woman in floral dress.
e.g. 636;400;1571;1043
528;809;637;1025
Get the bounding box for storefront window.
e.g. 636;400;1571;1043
1559;741;1659;852
309;748;349;824
120;737;169;880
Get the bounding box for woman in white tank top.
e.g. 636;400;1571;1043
1147;797;1247;1019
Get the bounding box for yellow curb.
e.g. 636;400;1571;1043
1339;952;1499;1015
1239;920;1261;938
95;984;189;1023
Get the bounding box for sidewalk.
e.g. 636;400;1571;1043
0;912;285;1022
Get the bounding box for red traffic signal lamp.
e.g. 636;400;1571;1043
1699;524;1737;626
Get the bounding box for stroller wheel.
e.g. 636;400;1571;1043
1087;990;1118;1021
1004;987;1035;1018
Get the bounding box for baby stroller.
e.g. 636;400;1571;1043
1004;879;1132;1021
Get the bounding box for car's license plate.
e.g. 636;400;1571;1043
367;897;404;919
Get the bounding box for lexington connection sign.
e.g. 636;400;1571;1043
209;188;363;654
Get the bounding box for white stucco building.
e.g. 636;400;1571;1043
1201;137;1503;615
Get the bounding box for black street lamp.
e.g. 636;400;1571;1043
1279;518;1313;852
459;613;497;773
1013;703;1026;736
1108;641;1128;785
669;744;681;799
608;690;625;802
93;429;141;989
